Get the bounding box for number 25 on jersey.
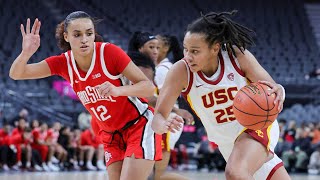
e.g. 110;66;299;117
201;87;238;124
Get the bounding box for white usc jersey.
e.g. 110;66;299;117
181;50;283;179
181;50;249;144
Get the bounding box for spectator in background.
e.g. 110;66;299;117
308;144;320;175
32;122;59;171
310;122;320;150
80;127;105;170
9;127;33;170
10;108;29;126
284;120;297;143
275;119;288;156
47;122;67;169
305;67;320;80
58;126;77;170
11;118;32;169
282;128;311;172
31;119;40;129
71;128;83;170
0;123;14;171
77;111;91;130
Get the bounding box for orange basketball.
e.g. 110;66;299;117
232;82;279;130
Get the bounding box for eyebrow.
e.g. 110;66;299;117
73;28;93;32
183;45;201;49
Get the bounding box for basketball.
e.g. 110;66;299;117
232;82;279;130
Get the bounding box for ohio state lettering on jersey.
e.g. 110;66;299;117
77;85;116;105
46;42;148;131
182;50;249;126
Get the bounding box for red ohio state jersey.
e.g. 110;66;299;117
46;42;149;132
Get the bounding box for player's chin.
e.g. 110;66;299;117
190;67;200;73
78;48;91;55
188;64;199;72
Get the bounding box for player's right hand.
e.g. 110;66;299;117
20;18;41;57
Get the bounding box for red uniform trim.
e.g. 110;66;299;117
181;59;194;96
266;162;284;180
244;128;270;148
228;52;245;77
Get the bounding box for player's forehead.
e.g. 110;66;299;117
144;39;159;46
183;32;207;48
67;18;94;32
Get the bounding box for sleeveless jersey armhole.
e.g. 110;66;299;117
100;43;122;80
181;60;193;95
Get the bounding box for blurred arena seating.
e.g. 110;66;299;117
0;0;319;125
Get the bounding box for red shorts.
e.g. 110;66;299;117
99;110;162;166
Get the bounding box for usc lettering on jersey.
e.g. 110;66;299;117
181;50;249;144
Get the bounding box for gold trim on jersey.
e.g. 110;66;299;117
266;123;273;151
235;127;248;143
187;95;201;119
166;132;171;151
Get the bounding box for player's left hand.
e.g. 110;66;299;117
258;80;285;112
96;82;120;98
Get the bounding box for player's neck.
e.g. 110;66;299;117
201;55;219;77
73;51;94;72
156;55;166;65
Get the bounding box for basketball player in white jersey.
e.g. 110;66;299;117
152;11;291;180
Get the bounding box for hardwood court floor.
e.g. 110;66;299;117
0;170;319;180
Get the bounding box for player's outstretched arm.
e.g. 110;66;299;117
152;61;188;134
9;18;51;80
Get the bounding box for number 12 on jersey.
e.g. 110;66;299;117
90;105;111;121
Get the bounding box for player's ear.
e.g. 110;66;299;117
214;43;220;53
64;32;69;43
210;42;220;54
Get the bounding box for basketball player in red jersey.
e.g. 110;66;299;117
152;11;291;180
9;11;162;180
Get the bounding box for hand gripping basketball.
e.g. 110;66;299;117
232;82;280;130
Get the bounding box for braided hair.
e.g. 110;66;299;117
127;52;155;74
157;35;183;63
186;10;255;56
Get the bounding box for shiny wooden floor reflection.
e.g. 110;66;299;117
0;170;319;180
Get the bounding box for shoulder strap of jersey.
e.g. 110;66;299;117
226;50;245;77
64;51;74;87
100;43;122;80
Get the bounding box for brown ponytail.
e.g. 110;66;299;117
55;21;71;52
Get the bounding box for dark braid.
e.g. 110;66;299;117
127;52;155;73
187;10;255;56
157;34;183;63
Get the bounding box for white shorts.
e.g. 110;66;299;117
210;120;283;179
